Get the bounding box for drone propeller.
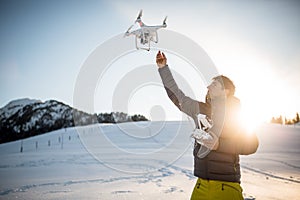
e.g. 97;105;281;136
124;24;134;36
136;9;143;21
163;16;167;26
135;10;145;27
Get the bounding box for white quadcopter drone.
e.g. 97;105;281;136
124;10;167;51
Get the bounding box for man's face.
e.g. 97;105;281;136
207;79;226;98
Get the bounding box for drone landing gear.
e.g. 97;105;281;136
153;31;159;43
135;36;150;51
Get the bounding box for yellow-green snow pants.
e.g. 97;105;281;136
190;178;244;200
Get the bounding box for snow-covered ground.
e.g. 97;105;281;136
0;122;299;200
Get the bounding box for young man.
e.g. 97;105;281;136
156;51;259;200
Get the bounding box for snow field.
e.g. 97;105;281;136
0;122;299;199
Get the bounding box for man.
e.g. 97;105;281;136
156;51;259;200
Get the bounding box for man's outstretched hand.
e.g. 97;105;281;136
156;51;167;68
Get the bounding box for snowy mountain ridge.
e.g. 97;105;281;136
0;98;148;144
0;98;41;119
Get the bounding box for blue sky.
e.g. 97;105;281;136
1;0;300;123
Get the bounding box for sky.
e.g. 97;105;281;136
1;0;300;126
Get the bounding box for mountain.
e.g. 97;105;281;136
0;98;148;144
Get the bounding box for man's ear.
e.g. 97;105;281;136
225;89;230;97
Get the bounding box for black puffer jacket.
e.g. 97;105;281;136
193;143;241;182
159;66;259;183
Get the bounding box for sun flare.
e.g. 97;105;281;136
232;55;296;132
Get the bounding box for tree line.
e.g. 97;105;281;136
270;112;300;125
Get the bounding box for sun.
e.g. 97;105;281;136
240;106;267;133
232;57;294;132
238;71;298;133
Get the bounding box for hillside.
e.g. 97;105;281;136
0;98;148;143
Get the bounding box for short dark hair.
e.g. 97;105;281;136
212;75;235;96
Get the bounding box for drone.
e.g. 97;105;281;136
124;10;167;51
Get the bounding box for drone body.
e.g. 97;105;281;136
124;10;167;51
